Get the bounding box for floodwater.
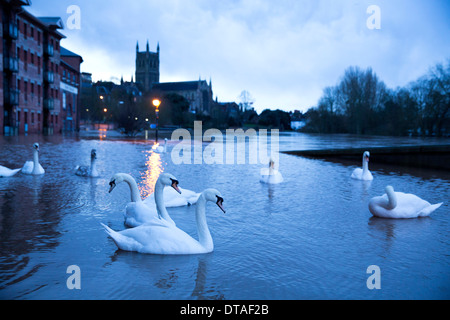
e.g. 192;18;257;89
0;131;449;300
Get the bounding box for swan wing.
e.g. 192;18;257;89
21;161;34;174
124;202;162;227
75;165;89;177
351;168;362;179
35;163;45;175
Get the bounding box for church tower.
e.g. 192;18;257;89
135;40;160;92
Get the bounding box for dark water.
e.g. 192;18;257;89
0;132;449;299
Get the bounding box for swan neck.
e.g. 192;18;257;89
32;149;40;174
362;156;368;173
123;174;142;202
386;188;397;210
196;194;213;251
90;158;98;176
155;179;173;223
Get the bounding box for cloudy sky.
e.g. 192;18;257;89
29;0;450;112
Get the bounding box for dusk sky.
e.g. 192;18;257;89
29;0;450;113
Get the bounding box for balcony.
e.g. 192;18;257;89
44;44;54;56
5;89;20;106
3;56;19;73
44;71;54;83
44;98;54;110
3;22;18;39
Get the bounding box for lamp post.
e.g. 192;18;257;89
152;99;161;142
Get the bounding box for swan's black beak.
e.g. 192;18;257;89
109;180;116;193
171;179;182;194
216;196;226;214
365;156;370;162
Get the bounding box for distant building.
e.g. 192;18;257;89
60;46;83;132
290;110;306;130
0;1;82;135
152;79;214;115
135;40;159;92
134;40;215;115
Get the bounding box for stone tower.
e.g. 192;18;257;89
135;40;160;91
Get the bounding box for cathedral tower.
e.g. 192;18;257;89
135;40;160;92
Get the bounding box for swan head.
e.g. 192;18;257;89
158;173;181;194
363;151;370;163
385;185;394;194
108;173;127;193
33;143;40;153
203;188;226;213
91;149;97;160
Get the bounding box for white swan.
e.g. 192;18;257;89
260;159;283;184
368;185;443;219
143;185;201;208
109;172;181;227
155;138;167;153
75;149;99;177
101;188;225;255
21;143;45;175
351;151;373;181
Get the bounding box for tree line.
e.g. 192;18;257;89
302;59;450;137
80;83;293;136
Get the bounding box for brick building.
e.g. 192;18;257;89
0;1;82;135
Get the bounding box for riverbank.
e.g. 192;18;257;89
283;145;450;170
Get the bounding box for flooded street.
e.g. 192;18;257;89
0;132;449;299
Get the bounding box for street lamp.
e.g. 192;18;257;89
152;99;161;142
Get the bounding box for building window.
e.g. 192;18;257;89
24;81;28;101
24;23;27;39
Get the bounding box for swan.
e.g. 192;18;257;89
368;185;443;219
351;151;373;181
101;188;225;254
154;138;168;153
21;143;45;175
0;165;21;177
143;185;201;208
109;172;181;227
75;149;99;177
260;159;283;184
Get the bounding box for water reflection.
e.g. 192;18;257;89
139;149;163;200
367;216;433;253
106;251;224;299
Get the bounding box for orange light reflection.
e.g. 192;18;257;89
139;149;163;199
